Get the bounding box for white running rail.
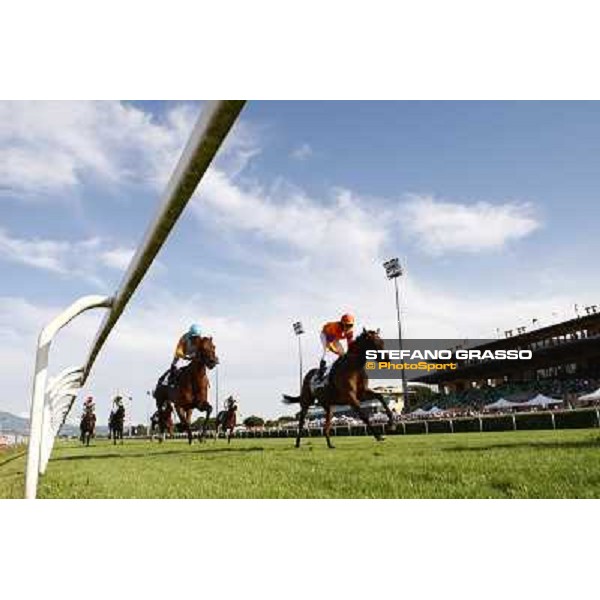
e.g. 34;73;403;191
24;100;246;499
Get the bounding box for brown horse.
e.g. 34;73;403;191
79;411;96;446
154;336;218;444
282;328;395;449
109;404;125;445
215;396;238;443
150;404;174;443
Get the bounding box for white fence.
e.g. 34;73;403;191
24;100;246;499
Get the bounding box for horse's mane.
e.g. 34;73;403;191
348;329;378;351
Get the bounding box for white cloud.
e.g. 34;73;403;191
100;247;135;270
400;195;541;254
0;101;198;198
0;228;134;282
290;142;313;161
0;228;72;273
195;170;388;268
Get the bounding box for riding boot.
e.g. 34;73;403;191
168;363;177;386
317;359;327;382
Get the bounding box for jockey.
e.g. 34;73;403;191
317;313;355;380
170;323;203;400
83;396;95;414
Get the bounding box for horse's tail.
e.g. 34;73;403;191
282;394;301;404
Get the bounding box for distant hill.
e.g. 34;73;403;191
0;410;106;437
0;410;29;435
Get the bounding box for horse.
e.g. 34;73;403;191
215;396;238;443
79;411;96;446
150;403;174;443
109;404;125;445
282;328;395;449
153;336;218;444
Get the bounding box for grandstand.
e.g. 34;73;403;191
414;311;600;409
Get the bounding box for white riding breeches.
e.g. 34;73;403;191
320;332;344;363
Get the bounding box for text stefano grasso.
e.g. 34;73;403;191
364;349;533;361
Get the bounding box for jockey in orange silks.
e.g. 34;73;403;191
317;313;355;380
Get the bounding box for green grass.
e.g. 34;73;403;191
2;429;600;498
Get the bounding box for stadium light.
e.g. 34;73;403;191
293;321;304;393
382;258;409;412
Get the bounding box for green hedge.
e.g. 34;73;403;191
238;409;600;439
428;419;453;434
515;412;554;430
553;409;600;429
452;417;482;433
405;421;428;435
371;423;386;437
482;415;515;432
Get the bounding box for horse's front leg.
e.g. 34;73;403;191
324;405;335;449
351;395;383;442
295;404;308;448
185;408;193;444
174;403;185;425
364;389;396;432
199;404;212;443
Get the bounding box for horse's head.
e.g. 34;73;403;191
194;336;219;369
352;327;385;353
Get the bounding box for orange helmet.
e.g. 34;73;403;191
340;313;355;326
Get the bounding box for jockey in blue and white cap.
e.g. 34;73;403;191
169;324;204;399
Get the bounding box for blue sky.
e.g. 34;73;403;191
1;101;599;423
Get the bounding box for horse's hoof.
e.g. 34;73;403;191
327;444;336;450
376;435;386;442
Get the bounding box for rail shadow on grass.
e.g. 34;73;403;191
50;446;265;463
0;449;27;468
443;438;600;453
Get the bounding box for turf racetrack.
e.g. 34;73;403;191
1;429;599;498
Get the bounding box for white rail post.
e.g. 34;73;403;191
40;377;82;475
25;295;113;499
40;367;84;468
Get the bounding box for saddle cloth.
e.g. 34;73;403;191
309;366;332;395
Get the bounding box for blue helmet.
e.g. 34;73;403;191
188;323;202;337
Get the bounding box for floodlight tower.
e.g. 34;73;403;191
383;258;409;412
293;321;305;393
